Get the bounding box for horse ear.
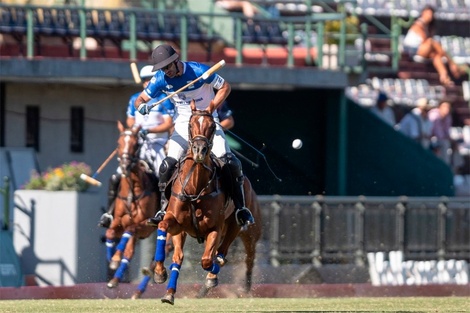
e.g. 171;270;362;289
117;120;124;132
190;99;196;111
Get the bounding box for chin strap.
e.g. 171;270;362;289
174;61;181;76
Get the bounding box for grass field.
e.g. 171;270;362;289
0;297;468;312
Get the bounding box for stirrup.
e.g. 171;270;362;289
147;210;165;227
98;213;113;228
235;207;254;227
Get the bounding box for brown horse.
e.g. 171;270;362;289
152;100;259;304
105;121;159;288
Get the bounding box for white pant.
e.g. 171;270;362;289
140;139;166;176
115;139;166;178
167;119;230;160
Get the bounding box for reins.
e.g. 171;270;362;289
171;156;219;203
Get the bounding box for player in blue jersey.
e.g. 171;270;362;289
98;65;174;228
217;101;235;130
126;65;175;174
133;44;254;228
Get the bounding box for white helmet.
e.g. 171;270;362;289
139;65;156;79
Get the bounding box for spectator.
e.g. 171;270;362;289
98;65;174;228
402;5;467;86
215;0;258;17
398;98;433;149
370;92;396;127
429;100;452;164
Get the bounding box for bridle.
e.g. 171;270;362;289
188;110;216;162
117;128;141;177
173;109;218;202
116;127;148;212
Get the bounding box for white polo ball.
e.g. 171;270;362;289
292;139;303;149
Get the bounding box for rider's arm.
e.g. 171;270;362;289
126;116;136;128
134;91;152;110
220;115;234;130
212;81;231;111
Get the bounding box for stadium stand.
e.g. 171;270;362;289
0;4;225;59
343;0;470;186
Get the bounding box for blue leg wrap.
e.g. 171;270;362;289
167;263;181;291
207;262;220;275
116;231;132;252
217;253;225;262
106;239;116;262
154;229;167;262
114;258;129;280
137;275;151;293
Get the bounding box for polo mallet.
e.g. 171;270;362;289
139;60;226;112
80;149;117;187
225;129;283;182
130;62;142;84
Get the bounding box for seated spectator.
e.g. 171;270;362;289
428;100;452;164
370;92;396;127
216;0;259;17
398;98;433;149
402;5;467;86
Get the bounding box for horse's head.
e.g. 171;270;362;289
117;121;141;176
188;100;216;163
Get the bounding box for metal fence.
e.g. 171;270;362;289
258;195;470;266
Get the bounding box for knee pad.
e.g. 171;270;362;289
109;173;121;187
159;157;178;182
223;153;244;182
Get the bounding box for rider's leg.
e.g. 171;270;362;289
148;156;178;226
99;173;121;228
224;153;255;227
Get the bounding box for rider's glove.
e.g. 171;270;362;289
137;103;150;115
140;128;149;136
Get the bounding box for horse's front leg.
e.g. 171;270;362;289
161;232;186;305
202;230;222;289
107;231;134;288
104;228;118;263
153;216;181;284
109;230;132;270
216;213;241;267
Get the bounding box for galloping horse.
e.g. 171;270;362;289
153;100;259;304
105;121;159;288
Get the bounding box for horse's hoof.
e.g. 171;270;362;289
141;267;152;276
107;278;119;288
109;260;120;271
141;261;156;276
131;291;142;300
154;267;168;284
205;277;218;289
196;285;210;298
161;293;174;305
216;255;227;266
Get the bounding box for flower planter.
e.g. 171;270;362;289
13;190;106;286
